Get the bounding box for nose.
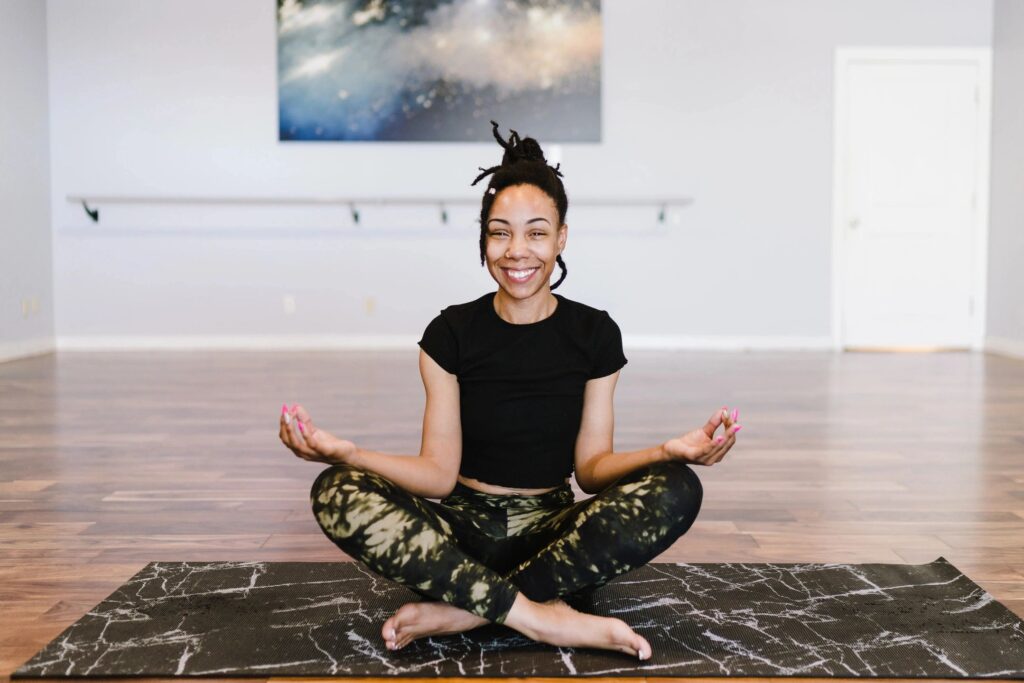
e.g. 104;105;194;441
506;234;530;259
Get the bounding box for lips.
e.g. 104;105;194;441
502;267;539;283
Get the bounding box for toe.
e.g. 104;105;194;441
382;615;400;647
636;634;652;660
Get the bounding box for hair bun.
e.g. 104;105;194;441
471;120;563;186
517;137;546;163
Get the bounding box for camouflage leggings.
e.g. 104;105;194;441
310;458;703;625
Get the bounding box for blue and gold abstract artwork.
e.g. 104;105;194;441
277;0;602;142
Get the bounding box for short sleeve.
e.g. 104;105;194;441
417;313;459;375
589;312;628;379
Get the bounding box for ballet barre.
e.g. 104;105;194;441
66;194;694;226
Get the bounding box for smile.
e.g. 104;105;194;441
503;267;539;283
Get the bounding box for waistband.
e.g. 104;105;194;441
446;480;575;511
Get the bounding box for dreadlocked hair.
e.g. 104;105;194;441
471;120;569;290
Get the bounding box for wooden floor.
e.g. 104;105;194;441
1;349;1022;683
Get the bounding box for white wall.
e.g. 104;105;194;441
0;0;55;362
986;0;1024;358
43;0;994;351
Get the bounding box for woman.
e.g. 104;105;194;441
279;121;742;661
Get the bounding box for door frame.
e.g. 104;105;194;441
831;47;992;351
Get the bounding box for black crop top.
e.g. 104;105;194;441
416;291;628;488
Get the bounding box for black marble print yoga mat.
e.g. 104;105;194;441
11;557;1024;678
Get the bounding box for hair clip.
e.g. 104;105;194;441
487;187;497;194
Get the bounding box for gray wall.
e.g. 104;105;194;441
14;0;1003;354
0;0;55;361
987;0;1024;355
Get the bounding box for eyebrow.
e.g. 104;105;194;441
486;218;551;227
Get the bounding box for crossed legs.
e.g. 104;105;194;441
310;458;702;657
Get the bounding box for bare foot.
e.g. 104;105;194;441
381;600;489;650
505;594;652;660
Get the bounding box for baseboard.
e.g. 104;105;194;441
55;335;420;351
0;337;57;364
53;334;836;352
986;335;1024;360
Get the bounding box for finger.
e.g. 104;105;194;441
690;440;718;465
280;407;294;445
299;421;329;460
709;443;732;465
293;404;313;423
704;432;731;462
709;427;740;464
300;421;321;452
703;412;722;439
284;408;317;458
291;405;320;444
292;419;311;452
280;417;309;458
288;406;305;441
280;405;292;438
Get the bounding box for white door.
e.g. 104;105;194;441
833;49;991;350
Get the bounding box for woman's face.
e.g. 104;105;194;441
484;183;567;300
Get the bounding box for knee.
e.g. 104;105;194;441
309;463;406;544
635;458;703;521
309;462;357;507
309;462;394;510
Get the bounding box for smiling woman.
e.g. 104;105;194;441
300;120;730;661
474;121;570;300
483;182;566;322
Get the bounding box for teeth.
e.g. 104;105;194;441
508;269;537;278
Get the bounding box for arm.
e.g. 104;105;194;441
342;349;462;499
573;370;669;494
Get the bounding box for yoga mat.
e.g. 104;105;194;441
12;557;1024;678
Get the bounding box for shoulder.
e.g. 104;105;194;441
435;292;492;328
419;295;492;376
556;294;619;331
565;297;627;379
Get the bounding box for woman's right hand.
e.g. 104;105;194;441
279;403;358;465
661;407;742;466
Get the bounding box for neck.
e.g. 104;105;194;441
493;289;556;324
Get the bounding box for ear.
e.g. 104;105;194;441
558;224;568;252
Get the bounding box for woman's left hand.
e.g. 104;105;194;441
280;403;357;465
662;407;742;466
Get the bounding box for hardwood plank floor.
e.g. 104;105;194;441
1;349;1022;683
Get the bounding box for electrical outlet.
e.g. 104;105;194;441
365;296;376;315
283;295;296;315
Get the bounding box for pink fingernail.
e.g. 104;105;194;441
732;408;738;421
298;421;305;433
281;403;288;415
733;425;742;433
715;436;724;444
